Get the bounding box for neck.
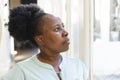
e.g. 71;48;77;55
37;52;62;67
38;46;61;62
38;52;61;61
37;52;62;74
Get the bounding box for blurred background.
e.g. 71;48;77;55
0;0;120;80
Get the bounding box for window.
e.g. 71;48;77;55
93;0;120;80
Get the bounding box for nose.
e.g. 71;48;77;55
62;29;68;37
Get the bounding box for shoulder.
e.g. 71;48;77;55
62;55;89;79
2;55;36;80
11;55;38;71
62;55;85;66
2;63;24;80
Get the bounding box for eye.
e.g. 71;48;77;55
55;25;61;32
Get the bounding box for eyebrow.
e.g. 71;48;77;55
54;23;64;28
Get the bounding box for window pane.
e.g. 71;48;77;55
93;0;120;80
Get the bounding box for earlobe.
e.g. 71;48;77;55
34;35;44;45
37;38;41;41
34;36;42;41
38;36;44;42
34;36;39;42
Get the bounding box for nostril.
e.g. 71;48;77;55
64;31;68;37
62;29;68;37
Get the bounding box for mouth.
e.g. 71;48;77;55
64;38;70;45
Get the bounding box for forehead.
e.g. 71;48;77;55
42;14;61;26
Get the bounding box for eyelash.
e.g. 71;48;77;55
55;26;61;32
55;23;65;32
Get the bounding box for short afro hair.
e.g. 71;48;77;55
9;4;47;47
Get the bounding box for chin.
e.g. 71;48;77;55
62;47;69;52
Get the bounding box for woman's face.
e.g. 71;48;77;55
37;14;70;53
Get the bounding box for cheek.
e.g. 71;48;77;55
47;36;68;51
45;33;62;45
42;30;63;44
44;35;56;44
48;35;61;43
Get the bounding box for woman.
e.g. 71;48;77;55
2;4;88;80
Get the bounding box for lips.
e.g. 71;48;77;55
64;38;70;45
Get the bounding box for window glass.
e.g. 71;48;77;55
93;0;120;80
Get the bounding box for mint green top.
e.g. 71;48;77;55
2;55;88;80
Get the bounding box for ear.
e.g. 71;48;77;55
34;35;44;46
